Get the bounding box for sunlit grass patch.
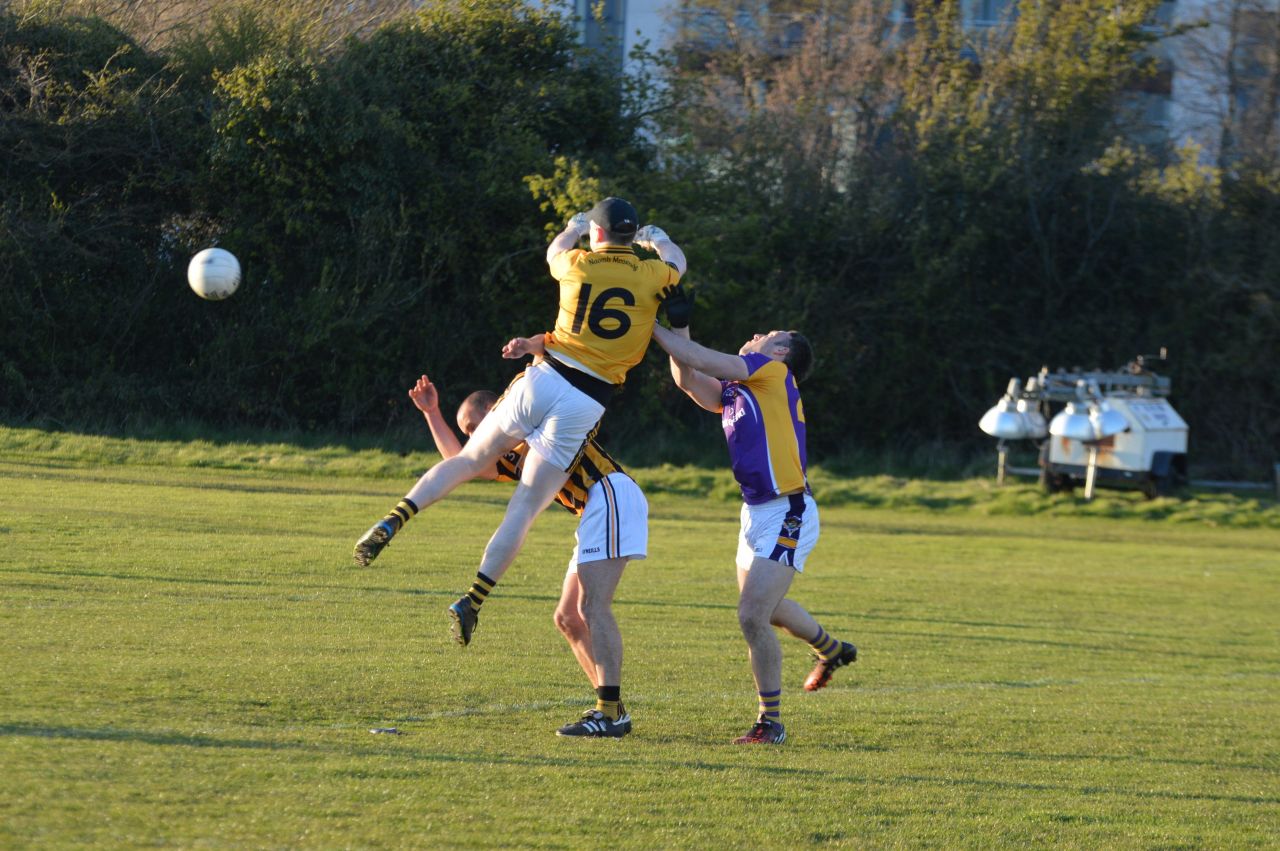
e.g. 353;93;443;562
1;431;1277;846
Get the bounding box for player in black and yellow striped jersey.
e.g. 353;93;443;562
353;199;687;657
494;434;627;516
406;365;647;738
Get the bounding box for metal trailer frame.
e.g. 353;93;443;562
993;354;1190;499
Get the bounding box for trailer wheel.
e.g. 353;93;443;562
1142;472;1178;500
1038;443;1073;494
1040;468;1074;494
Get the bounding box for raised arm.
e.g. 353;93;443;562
546;213;589;265
502;333;547;361
635;226;687;276
652;323;749;381
409;375;464;458
408;375;498;480
665;326;724;413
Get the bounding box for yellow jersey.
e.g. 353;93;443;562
546;246;682;385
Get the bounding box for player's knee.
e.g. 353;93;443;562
737;601;771;638
554;605;588;640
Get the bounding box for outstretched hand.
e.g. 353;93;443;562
634;224;668;251
502;336;545;359
567;212;590;236
408;374;439;412
662;283;693;329
501;337;532;355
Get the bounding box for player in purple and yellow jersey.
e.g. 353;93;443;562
353;198;687;734
651;322;858;745
405;364;645;738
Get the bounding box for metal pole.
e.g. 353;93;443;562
996;441;1007;485
1084;445;1099;501
1274;463;1280;501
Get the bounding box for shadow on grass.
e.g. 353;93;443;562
885;773;1280;806
0;460;502;503
0;566;741;611
5;570;1260;661
8;722;1275;806
0;566;274;589
871;627;1269;663
848;611;1194;643
0;723;293;752
969;748;1277;773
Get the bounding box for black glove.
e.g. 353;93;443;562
662;283;693;329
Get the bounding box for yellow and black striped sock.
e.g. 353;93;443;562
464;572;496;612
808;626;841;661
382;497;419;534
596;685;621;720
758;688;781;721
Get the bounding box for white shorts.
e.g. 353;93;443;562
735;493;819;573
488;361;606;471
568;473;648;573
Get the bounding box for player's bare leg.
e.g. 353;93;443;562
554;572;597;688
353;413;522;566
448;448;570;646
405;413;522;510
475;448;570;582
732;557;794;744
576;557;625;691
768;595;858;692
557;556;630;737
737;557;793;695
769;597;820;642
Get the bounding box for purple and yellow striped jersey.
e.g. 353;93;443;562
546;246;682;385
494;439;629;516
719;353;808;505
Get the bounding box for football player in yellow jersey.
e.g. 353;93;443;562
652;321;859;745
405;365;646;738
352;197;683;733
543;197;689;386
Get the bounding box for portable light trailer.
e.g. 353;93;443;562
979;353;1189;499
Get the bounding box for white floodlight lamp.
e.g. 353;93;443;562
978;379;1029;440
1088;400;1129;440
1048;400;1095;441
1016;398;1048;439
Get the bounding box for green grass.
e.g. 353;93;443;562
3;425;1277;527
1;428;1278;847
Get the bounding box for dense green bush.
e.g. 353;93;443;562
1;0;1276;473
1;0;648;434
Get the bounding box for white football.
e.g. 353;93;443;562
187;248;241;300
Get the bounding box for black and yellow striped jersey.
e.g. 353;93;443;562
546;245;682;385
494;439;630;516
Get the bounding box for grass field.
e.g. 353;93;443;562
1;428;1278;848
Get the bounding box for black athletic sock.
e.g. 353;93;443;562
464;571;497;612
382;497;419;533
596;685;622;720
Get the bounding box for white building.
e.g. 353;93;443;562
1166;0;1280;164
